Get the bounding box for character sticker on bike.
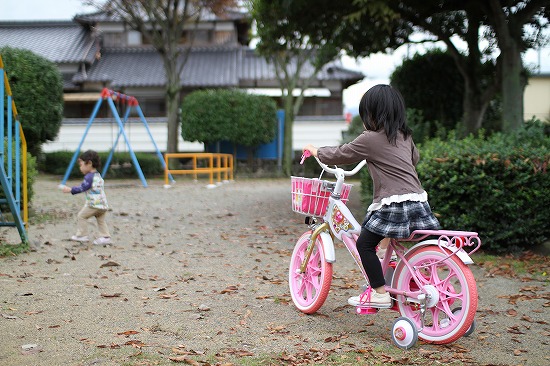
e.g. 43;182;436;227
331;205;352;234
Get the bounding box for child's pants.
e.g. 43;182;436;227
76;206;110;237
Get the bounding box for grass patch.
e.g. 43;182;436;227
0;241;29;256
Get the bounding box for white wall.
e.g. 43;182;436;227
524;75;550;121
42;119;203;153
43;117;350;153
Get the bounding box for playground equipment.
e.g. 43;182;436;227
0;55;28;243
60;88;173;188
163;153;234;188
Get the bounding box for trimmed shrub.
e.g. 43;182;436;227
417;121;550;252
40;151;164;179
181;89;278;148
1;47;64;157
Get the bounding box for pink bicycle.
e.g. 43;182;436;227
289;153;481;349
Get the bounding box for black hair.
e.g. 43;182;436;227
79;150;101;170
358;84;412;144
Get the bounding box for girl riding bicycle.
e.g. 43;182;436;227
303;84;440;308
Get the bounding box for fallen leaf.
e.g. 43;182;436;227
100;261;120;268
506;309;518;317
220;285;238;294
117;330;140;336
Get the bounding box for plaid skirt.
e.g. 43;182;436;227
362;201;440;239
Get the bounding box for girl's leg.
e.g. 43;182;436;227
76;206;95;236
95;210;110;238
356;228;386;291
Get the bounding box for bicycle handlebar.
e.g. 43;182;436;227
300;151;367;177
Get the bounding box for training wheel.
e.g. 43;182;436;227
391;317;418;350
453;307;476;337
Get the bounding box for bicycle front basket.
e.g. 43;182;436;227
291;176;352;216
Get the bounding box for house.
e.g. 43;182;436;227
524;73;550;122
0;9;363;154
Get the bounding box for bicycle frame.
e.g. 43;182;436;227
299;157;481;303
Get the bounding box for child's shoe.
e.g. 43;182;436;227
93;237;112;246
70;235;89;242
348;288;391;308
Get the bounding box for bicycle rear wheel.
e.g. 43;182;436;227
392;246;477;344
288;231;333;314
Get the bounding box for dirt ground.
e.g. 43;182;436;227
0;175;548;366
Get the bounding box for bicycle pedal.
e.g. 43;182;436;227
355;306;379;315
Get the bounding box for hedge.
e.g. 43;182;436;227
357;121;550;253
417;121;550;252
40;151;164;179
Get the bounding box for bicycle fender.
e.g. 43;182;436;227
319;231;336;263
408;239;474;265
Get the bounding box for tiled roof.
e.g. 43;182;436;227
0;21;97;64
74;46;362;89
75;46;240;87
239;48;363;83
74;9;249;24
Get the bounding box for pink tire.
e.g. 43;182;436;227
392;246;478;344
288;231;333;314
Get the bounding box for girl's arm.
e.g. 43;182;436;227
70;173;94;194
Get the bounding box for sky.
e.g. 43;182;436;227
2;0;549;113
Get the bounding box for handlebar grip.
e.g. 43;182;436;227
300;150;312;165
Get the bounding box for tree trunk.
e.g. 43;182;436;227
282;94;295;176
164;58;181;154
499;45;524;131
462;85;488;134
165;90;180;154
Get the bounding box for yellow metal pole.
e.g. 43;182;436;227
164;153;169;186
209;155;214;185
19;124;28;228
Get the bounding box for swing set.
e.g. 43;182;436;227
60;88;174;187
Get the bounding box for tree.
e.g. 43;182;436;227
478;0;549;131
391;49;464;134
294;0;546;133
1;47;64;156
251;0;384;175
86;0;237;154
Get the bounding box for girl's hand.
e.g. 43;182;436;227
303;144;318;157
62;186;71;193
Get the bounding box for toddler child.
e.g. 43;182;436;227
62;150;111;246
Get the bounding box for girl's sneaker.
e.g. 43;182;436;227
70;235;89;242
348;288;391;308
93;237;111;246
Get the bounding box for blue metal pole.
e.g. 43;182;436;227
61;97;104;185
135;104;175;183
106;97;147;187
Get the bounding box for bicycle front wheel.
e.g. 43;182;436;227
392;246;478;344
288;231;333;314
